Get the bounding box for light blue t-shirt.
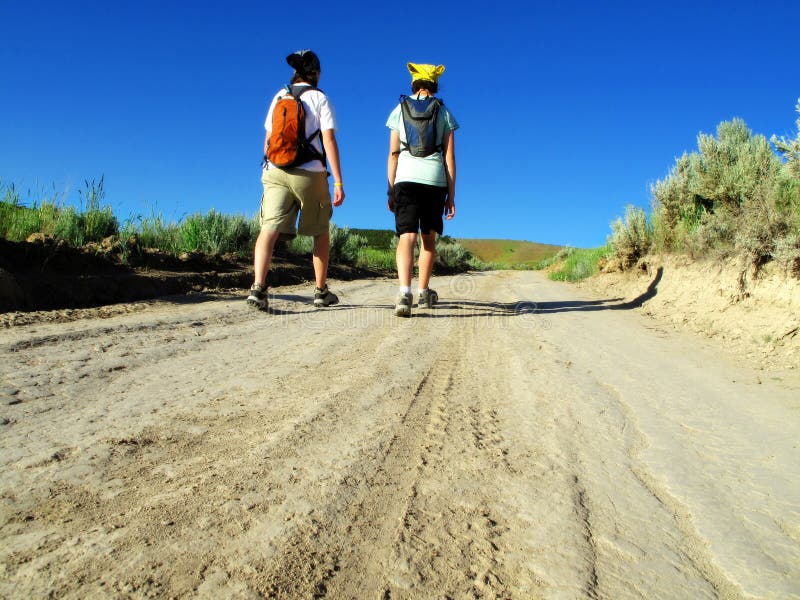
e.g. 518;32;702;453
386;97;459;187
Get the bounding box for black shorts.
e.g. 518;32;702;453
393;181;447;236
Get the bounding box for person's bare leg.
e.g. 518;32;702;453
313;231;330;289
396;232;417;288
253;229;281;286
418;231;437;290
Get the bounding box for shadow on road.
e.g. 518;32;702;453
261;268;663;319
519;266;663;313
417;267;664;318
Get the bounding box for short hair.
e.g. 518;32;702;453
411;79;438;94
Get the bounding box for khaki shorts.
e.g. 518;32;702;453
260;168;332;237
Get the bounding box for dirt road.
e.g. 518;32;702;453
1;271;798;599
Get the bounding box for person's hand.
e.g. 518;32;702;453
387;186;395;212
333;185;345;206
444;197;456;220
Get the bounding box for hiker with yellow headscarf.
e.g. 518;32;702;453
386;62;459;317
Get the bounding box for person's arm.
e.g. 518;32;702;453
387;130;401;211
442;130;456;220
321;129;345;206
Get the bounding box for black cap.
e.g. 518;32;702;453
286;49;321;77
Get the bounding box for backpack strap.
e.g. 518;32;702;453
287;85;327;169
398;95;444;156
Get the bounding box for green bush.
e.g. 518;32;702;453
285;235;313;255
631;104;800;271
467;255;491;270
548;246;609;281
349;234;476;272
534;245;575;270
609;205;652;268
329;223;367;263
771;99;800;180
435;238;472;270
357;247;395;271
349;228;395;249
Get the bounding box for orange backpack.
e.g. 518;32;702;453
266;85;326;168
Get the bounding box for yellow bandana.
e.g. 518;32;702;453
407;63;445;83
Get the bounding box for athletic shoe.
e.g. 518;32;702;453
246;283;267;310
417;288;438;309
314;285;339;307
395;291;413;317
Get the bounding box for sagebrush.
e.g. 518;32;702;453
608;100;800;274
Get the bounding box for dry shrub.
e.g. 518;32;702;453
609;205;652;268
644;106;800;275
773;233;800;277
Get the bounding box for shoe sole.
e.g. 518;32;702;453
395;305;411;317
246;297;267;310
313;298;339;307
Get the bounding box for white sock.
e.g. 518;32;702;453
399;286;411;294
418;288;428;295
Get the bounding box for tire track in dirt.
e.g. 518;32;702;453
2;272;797;598
378;326;515;600
1;294;391;467
1;301;438;597
573;476;600;600
257;324;518;599
258;348;458;598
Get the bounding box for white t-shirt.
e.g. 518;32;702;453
386;98;459;187
264;84;337;173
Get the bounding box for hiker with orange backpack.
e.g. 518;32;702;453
247;49;344;311
386;63;459;317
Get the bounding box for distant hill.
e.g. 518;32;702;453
457;238;563;267
348;228;563;268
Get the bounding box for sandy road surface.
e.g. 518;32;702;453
1;271;798;599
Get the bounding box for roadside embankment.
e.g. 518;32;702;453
0;238;385;315
578;254;800;371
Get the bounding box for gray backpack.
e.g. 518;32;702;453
399;95;444;157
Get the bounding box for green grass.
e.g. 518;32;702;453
178;210;256;256
121;211;181;255
1;180;534;276
1;180;260;259
357;247;396;271
349;228;395;249
0;179;118;246
546;246;609;281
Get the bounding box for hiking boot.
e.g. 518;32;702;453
417;288;438;309
314;285;339;307
246;283;268;310
395;291;413;317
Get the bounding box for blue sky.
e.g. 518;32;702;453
2;0;798;247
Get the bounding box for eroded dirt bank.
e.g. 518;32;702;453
0;237;381;314
1;271;798;598
579;255;800;372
